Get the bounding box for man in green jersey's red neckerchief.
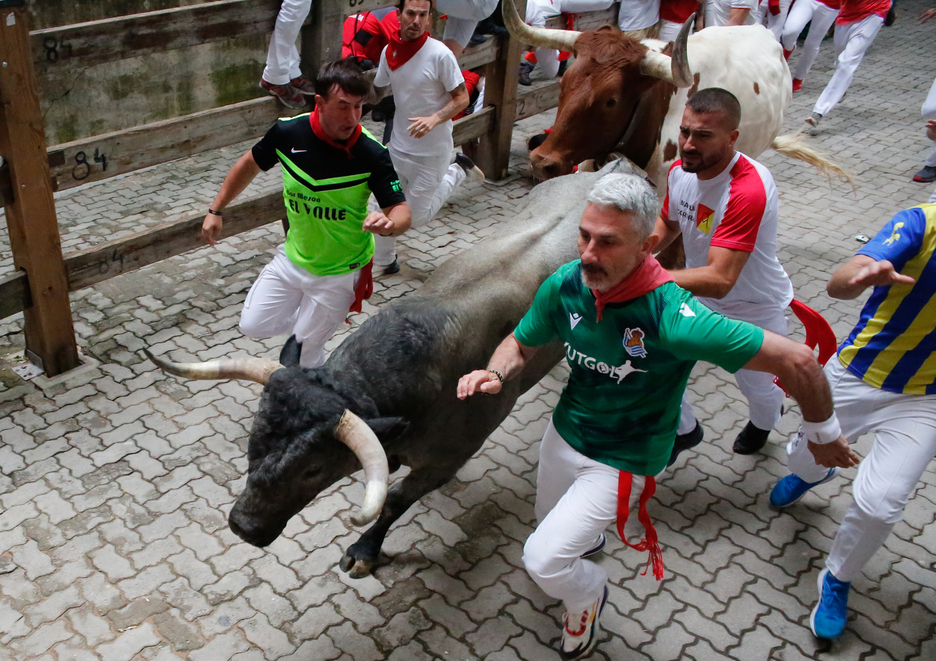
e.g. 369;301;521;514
458;173;851;660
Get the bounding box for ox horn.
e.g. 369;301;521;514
334;410;389;526
502;0;581;53
639;13;694;88
143;348;283;385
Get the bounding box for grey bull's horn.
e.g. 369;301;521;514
143;348;283;385
502;0;581;53
334;410;389;526
639;13;694;88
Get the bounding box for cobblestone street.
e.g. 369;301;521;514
2;3;936;659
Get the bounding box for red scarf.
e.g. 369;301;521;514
310;108;361;160
617;472;665;581
386;29;429;70
591;255;675;322
347;261;374;317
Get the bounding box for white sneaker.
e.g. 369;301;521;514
805;112;822;127
560;586;608;660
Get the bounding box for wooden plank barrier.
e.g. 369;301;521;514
31;0;283;74
1;0;621;375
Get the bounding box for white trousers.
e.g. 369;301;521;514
813;14;883;117
239;247;357;368
780;0;840;82
523;420;647;612
678;303;789;434
658;19;684;42
923;77;936;119
528;0;613;77
785;357;936;582
752;0;794;40
437;0;500;47
374;148;465;265
923;79;936;168
262;0;313;85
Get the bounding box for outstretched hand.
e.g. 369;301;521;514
808;437;860;469
920;8;936;22
457;370;502;399
847;259;916;290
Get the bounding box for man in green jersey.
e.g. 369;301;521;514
202;59;411;368
457;173;847;660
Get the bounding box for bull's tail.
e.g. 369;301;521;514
771;133;854;186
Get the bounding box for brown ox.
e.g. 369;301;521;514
503;0;848;186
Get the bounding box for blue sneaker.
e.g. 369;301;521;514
769;468;839;508
811;568;850;638
581;533;606;558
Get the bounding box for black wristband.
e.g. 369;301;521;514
488;369;504;385
208;209;222;216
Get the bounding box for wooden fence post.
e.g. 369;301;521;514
470;1;526;181
0;0;80;376
301;0;347;83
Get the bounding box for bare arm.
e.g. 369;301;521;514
743;332;860;468
652;215;682;254
457;333;539;398
726;8;751;25
362;202;413;238
407;83;469;138
826;255;916;300
671;245;750;299
202;150;262;245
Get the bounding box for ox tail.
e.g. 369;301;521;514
771;133;854;187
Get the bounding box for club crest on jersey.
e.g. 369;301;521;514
569;312;583;330
696;203;715;234
623;328;647;358
679;302;696;317
883;222;904;246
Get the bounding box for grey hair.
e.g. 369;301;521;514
586;173;658;239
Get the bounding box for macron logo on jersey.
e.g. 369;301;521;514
570;313;583;330
679;303;696;317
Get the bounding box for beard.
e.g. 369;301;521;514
581;264;614;290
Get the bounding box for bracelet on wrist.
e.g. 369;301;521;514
208;209;222;216
488;368;504;385
802;413;842;445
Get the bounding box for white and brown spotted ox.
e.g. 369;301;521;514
503;0;845;186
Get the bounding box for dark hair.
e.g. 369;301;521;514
316;58;373;99
398;0;434;12
686;88;741;131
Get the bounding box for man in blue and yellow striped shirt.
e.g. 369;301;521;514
770;202;936;640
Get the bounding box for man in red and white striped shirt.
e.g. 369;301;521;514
653;88;794;460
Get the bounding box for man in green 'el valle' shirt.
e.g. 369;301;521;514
202;59;411;368
457;173;848;661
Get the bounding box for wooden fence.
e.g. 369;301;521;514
0;0;619;376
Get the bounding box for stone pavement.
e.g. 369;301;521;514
2;4;936;659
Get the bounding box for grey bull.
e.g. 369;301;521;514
145;160;640;577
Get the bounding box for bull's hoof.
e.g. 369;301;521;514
339;550;376;578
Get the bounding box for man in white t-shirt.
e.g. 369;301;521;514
618;0;662;37
652;88;794;460
373;0;484;273
705;0;759;26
